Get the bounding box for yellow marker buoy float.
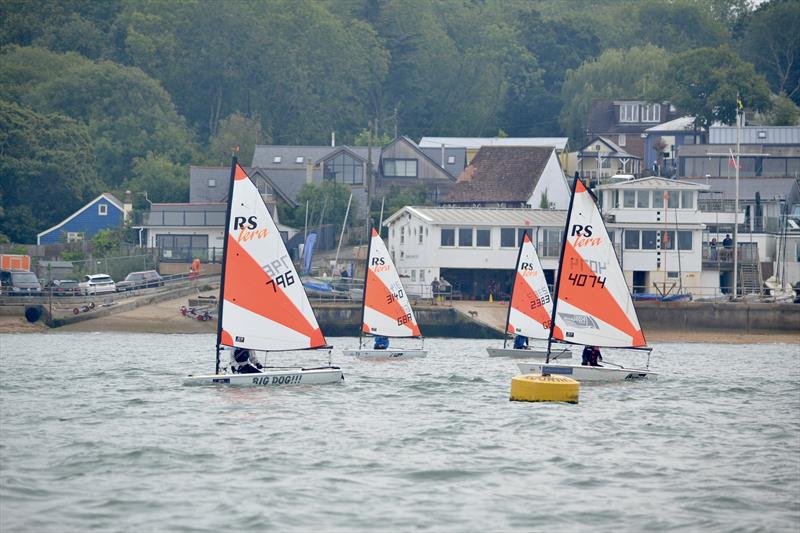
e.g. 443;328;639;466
510;373;579;403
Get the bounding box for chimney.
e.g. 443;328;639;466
306;158;313;184
331;131;336;147
124;190;133;221
441;143;445;169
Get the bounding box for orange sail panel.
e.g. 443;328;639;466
552;179;646;348
362;229;420;337
507;233;553;340
220;163;326;351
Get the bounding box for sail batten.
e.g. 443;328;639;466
219;163;327;352
551;178;646;349
361;228;421;338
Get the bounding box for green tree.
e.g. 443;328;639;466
737;0;800;104
125;152;188;204
559;45;672;142
668;46;772;133
287;181;357;231
207;113;266;167
0;100;100;243
766;93;800;126
0;46;199;188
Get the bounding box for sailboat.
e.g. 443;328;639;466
486;231;571;359
517;176;656;382
184;157;344;386
342;227;426;360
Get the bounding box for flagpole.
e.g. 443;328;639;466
733;101;741;300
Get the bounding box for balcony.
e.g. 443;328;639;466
702;242;759;268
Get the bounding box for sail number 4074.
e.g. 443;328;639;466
567;272;606;288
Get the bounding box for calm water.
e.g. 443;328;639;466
1;333;798;532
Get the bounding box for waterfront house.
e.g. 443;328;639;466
641;116;706;177
585;99;679;162
442;146;571;209
574;136;643;183
37;192;129;245
383;206;567;299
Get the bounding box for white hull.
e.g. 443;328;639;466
342;349;427;360
486;347;571;359
183;367;344;387
516;362;655;382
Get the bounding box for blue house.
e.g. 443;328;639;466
37;193;128;245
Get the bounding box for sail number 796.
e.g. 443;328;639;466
264;255;295;292
567;272;606;288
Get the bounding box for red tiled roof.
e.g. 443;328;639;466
444;146;554;204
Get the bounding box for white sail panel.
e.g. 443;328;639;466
552;179;646;348
362;229;420;337
220;164;326;351
508;233;553;340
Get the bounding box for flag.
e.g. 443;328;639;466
737;97;743;111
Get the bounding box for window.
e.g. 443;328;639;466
500;228;516;247
441;228;455;246
324;152;364;184
668;192;679;208
763;158;786;176
98;204;108;216
601;157;611;168
400;226;405;244
383;158;418;178
652;190;665;208
459;228;473;247
476;229;490;247
67;232;84;242
208;179;216;187
667;271;679;279
681;191;694;209
642;104;661;122
447;156;455;164
642;231;657;250
272;156;282;164
624;230;640;250
623;190;636;208
637;191;649;208
419;269;425;282
156;234;209;261
661;230;675;250
295;156;304;164
757;130;767;139
411;270;416;281
419;226;423;244
618;134;626;146
620;103;639;122
678;231;692;250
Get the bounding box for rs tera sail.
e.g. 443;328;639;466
507;231;553;341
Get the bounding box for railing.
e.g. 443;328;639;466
158;247;224;263
701;242;759;266
140;210;226;227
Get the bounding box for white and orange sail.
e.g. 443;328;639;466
361;228;421;338
506;232;553;341
218;162;326;352
551;178;646;348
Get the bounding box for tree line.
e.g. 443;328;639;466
0;0;797;244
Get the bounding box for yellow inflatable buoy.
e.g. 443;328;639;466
510;373;579;403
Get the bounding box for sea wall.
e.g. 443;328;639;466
314;303;501;338
634;301;800;335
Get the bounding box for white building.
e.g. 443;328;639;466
384;206;567;299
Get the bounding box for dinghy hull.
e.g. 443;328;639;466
516;362;655;382
342;349;427;360
183;367;344;387
486;347;571;359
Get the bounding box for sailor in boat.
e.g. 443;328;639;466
581;346;603;367
513;334;529;350
230;347;264;374
373;335;390;350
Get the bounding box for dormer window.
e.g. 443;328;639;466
208;179;216;187
295;156;304;164
642;104;661;122
447;155;455;164
272;156;282;164
620;103;639;122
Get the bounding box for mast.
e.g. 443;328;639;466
215;151;239;374
357;223;375;349
546;174;581;363
733;105;741;299
503;230;528;349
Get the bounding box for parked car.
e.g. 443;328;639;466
45;279;81;296
116;270;164;292
0;269;43;296
79;274;117;295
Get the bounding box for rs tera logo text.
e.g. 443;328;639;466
570;224;602;247
233;216;269;243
